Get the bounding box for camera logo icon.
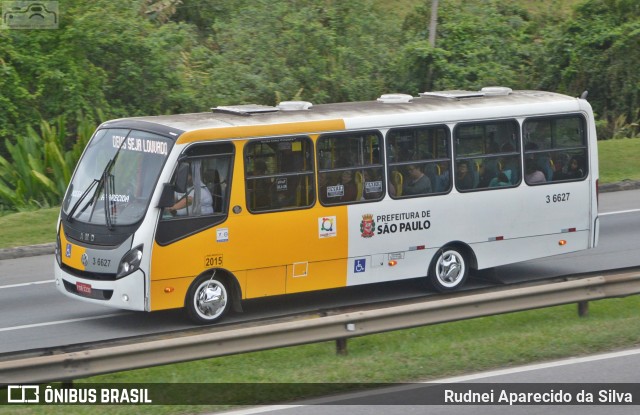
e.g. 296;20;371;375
2;1;58;29
7;385;40;403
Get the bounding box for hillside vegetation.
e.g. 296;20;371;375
0;0;639;210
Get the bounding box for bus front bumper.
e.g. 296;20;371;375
54;264;147;312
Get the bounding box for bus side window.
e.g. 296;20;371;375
317;131;385;205
156;142;235;245
386;125;451;198
523;115;588;184
454;120;521;191
245;136;315;213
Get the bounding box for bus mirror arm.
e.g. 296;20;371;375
157;183;176;208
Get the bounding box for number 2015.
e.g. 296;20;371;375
204;254;223;267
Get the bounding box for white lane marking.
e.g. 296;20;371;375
430;347;640;383
0;313;124;333
600;208;640;216
0;280;53;289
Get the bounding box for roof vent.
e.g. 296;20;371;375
377;94;414;104
480;86;513;96
419;90;485;99
277;101;313;111
212;104;279;116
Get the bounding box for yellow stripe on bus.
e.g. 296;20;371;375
176;119;346;143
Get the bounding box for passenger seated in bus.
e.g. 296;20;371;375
320;171;356;203
500;143;520;183
489;171;511;187
337;170;358;202
456;161;474;190
203;169;224;212
169;171;214;216
555;155;585;180
434;162;450;192
525;158;546;184
477;162;493;188
404;164;432;195
249;161;271;209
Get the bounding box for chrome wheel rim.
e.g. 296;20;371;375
194;279;227;320
435;250;466;288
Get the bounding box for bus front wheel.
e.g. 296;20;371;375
185;272;230;324
429;247;469;292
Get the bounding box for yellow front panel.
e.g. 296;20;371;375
150;277;192;311
59;224;87;270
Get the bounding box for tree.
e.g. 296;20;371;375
395;0;533;93
534;0;640;136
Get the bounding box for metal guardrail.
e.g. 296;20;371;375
1;270;640;385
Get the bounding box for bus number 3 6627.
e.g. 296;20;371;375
546;193;570;203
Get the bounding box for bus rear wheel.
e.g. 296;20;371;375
186;272;230;324
429;247;469;292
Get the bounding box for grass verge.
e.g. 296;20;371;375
10;295;640;414
0;207;59;249
598;138;640;183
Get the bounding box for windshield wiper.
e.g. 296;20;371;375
67;133;128;226
66;178;99;223
104;168;114;230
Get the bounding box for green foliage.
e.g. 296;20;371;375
205;0;397;104
0;114;95;210
534;0;640;135
395;0;534;92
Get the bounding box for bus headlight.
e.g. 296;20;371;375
55;231;62;266
117;245;143;278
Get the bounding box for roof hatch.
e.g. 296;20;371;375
277;101;313;111
211;104;279;116
377;93;414;104
419;86;513;99
212;101;314;115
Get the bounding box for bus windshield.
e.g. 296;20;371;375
62;128;172;227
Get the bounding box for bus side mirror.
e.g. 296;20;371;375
157;183;175;208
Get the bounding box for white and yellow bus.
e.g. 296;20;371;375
54;87;599;323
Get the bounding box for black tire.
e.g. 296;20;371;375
185;272;230;324
428;246;469;292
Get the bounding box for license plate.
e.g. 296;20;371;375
76;281;92;296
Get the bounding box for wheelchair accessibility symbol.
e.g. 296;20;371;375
354;258;366;273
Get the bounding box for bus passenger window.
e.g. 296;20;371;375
523;115;588;184
387;125;450;198
454;120;520;191
245;136;315;212
317;131;384;205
